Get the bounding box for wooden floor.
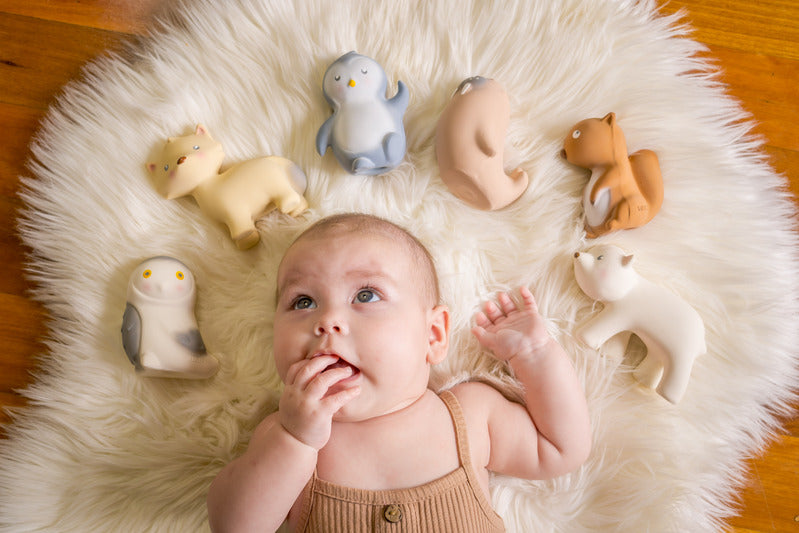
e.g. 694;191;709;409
1;1;797;530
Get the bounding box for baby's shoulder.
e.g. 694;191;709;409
447;381;509;421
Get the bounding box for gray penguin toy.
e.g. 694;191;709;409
316;51;409;175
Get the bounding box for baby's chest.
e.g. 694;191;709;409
318;425;459;491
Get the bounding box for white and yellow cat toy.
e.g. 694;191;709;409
147;125;308;249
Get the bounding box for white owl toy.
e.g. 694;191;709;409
121;256;219;379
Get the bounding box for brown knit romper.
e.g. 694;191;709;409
295;390;505;532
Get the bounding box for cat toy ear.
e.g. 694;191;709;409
602;112;616;125
146;162;157;173
195;124;210;137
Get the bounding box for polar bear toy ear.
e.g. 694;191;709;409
622;254;634;267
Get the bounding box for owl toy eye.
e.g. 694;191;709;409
143;270;152;278
572;129;581;139
176;271;185;280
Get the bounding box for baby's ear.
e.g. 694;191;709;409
426;305;450;365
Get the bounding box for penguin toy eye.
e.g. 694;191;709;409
361;68;368;74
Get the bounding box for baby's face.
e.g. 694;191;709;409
274;231;444;422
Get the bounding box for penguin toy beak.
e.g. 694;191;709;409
348;79;356;88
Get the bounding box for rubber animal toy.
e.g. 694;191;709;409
573;244;706;403
436;76;528;210
121;256;219;379
562;112;663;238
147;124;308;250
316;51;409;175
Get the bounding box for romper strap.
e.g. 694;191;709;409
438;389;503;527
438;389;470;466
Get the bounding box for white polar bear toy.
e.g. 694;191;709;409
573;244;706;403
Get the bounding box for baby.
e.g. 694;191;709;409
207;213;591;532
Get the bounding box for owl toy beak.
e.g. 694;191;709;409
348;79;356;88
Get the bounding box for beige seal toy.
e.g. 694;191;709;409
435;77;528;210
147;124;308;249
562;112;663;238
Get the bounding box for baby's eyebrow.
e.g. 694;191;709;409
276;271;305;300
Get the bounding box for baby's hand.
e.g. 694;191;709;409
472;286;552;362
278;355;361;450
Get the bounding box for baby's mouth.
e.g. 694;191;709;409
323;356;360;377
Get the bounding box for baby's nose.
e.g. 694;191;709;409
314;320;347;336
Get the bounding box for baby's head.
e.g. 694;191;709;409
281;213;440;305
273;213;449;421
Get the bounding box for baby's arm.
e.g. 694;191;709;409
207;355;360;532
470;287;591;479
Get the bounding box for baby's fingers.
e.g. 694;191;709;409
285;355;339;387
321;385;361;414
471;325;497;351
519;286;538;312
306;365;356;398
483;300;505;323
474;310;491;329
497;292;518;316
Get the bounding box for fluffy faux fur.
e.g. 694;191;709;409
2;0;797;531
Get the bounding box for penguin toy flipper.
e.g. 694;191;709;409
121;303;142;369
176;329;207;354
316;116;334;155
389;80;409;113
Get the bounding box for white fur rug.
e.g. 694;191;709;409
3;0;798;531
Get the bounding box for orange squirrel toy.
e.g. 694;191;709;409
562;112;663;238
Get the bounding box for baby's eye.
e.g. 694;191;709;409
354;289;380;304
292;296;316;310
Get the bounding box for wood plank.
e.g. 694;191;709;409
0;293;46;428
661;0;799;61
0;0;160;34
0;12;134;110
